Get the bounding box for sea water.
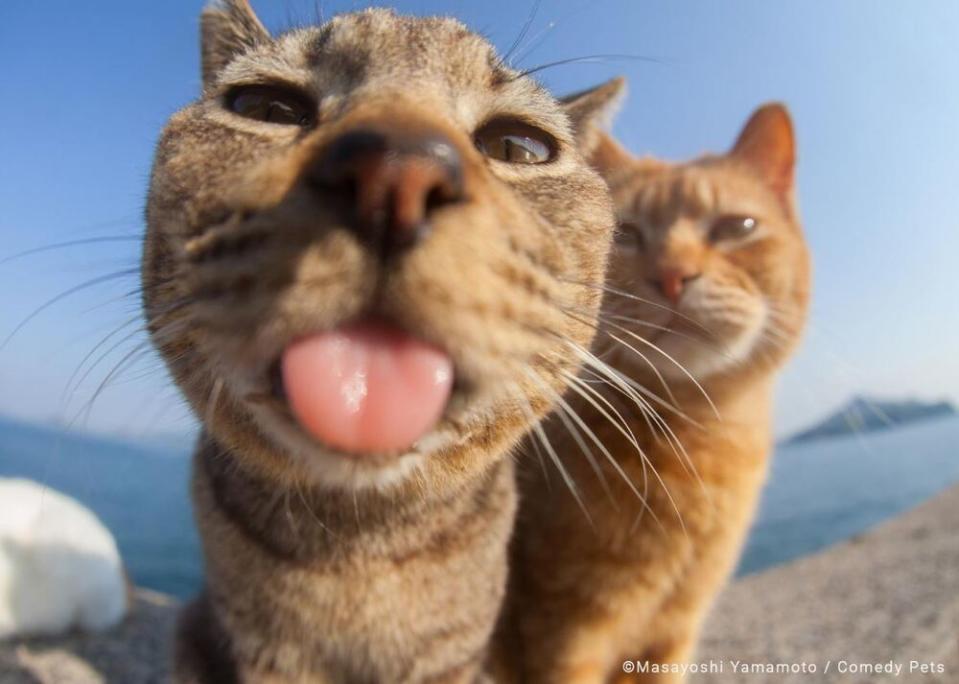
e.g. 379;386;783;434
1;415;957;598
738;413;959;574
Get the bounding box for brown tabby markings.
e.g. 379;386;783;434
504;104;810;683
143;2;621;682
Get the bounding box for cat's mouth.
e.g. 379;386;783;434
268;316;455;458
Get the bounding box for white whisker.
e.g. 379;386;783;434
601;318;720;420
557;370;670;537
555;308;697;424
556;352;687;537
524;369;617;507
603;311;730;357
205;377;224;429
607;331;679;407
513;382;593;526
575;360;712;510
562;277;715;337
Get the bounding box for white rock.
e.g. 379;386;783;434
0;478;128;639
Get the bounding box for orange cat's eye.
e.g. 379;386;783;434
474;119;555;164
710;215;758;242
226;85;316;127
615;222;645;250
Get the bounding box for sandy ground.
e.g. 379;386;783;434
2;485;957;683
693;484;959;684
0;590;175;684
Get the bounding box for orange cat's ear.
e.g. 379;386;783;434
730;103;796;198
201;0;271;88
590;132;636;175
561;77;627;158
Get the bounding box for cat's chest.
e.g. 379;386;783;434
216;553;500;682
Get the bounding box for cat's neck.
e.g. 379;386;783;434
194;433;512;562
183;435;517;682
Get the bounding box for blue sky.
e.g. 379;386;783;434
1;1;957;439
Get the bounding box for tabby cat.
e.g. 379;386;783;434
142;2;622;681
505;104;810;683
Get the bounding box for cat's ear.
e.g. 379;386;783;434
201;0;271;86
730;103;796;197
590;132;635;175
561;77;627;158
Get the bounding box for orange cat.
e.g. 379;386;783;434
505;104;811;682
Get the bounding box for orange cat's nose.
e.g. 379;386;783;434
309;128;465;258
649;267;701;305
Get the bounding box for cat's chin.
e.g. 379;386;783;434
604;307;767;386
650;319;767;383
243;387;478;492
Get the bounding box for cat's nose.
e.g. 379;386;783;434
309;128;465;257
649;268;701;305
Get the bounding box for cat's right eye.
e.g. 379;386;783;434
474;119;556;164
615;222;645;250
710;215;758;243
226;85;316;127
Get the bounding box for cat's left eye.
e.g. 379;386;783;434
615;222;645;250
226;85;316;127
710;215;758;242
474;119;556;164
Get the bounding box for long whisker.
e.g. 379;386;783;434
67;310;190;404
511;18;556;66
524;369;616;507
536;368;669;533
570;350;709;505
294;477;336;537
71;341;153;428
524;423;553;492
759;330;791;352
606;331;679;407
558;366;679;538
205;377;225;429
1;268;140;350
65;302;193;426
602;368;711;507
578;365;657;440
513;381;593;526
762;321;795;346
555;345;688;531
62;317;145;403
514;53;663;80
559;337;704;518
562;277;716;338
553;307;696;424
556;303;682;407
601;317;720;420
0;236;141;267
502;0;541;65
602;312;710;345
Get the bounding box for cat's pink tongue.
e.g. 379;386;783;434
281;320;453;455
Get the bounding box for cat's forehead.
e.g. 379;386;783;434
635;168;716;217
312;9;497;81
627;162;771;224
219;9;556;123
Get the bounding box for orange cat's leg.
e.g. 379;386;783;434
514;517;698;683
521;618;619;684
518;576;681;684
609;640;696;684
611;611;701;684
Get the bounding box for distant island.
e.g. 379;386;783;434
786;396;957;444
